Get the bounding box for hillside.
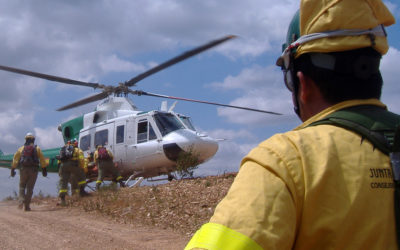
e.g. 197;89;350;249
69;172;237;236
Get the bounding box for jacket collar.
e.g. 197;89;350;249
294;98;387;131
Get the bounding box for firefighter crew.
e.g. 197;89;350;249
94;144;125;190
11;132;48;211
58;140;88;206
186;1;398;249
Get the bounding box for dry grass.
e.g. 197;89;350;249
69;173;236;236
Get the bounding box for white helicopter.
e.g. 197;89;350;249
0;35;280;184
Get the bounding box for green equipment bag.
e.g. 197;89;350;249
307;105;400;246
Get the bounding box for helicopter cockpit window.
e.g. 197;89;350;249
116;125;124;144
137;120;157;144
94;129;108;147
153;113;184;136
149;123;157;140
179;115;196;131
80;135;91;151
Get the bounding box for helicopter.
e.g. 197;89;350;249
0;35;280;185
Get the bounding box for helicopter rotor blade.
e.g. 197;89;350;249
0;64;101;89
129;90;281;115
57;91;110;111
124;35;236;87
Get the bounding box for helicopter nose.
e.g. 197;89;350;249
162;129;218;163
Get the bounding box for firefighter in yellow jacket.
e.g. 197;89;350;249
94;144;125;190
58;140;87;206
68;139;90;197
11;132;48;211
186;1;398;249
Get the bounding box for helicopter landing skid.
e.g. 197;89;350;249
124;176;144;188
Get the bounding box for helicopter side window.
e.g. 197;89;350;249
80;134;91;151
137;120;157;144
137;121;148;144
153;112;184;136
94;129;108;147
116;125;124;144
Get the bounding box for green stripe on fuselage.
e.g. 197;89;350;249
0;147;61;172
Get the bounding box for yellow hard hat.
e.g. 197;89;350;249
296;0;395;57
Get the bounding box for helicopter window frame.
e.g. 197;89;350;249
80;134;91;151
178;115;196;131
137;119;158;144
116;125;124;144
94;129;109;147
137;120;148;144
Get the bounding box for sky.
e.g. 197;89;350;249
0;0;399;182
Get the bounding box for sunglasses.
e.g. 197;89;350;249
276;48;295;92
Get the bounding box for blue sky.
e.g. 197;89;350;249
0;0;399;178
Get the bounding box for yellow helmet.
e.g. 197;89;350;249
297;0;394;57
276;0;395;92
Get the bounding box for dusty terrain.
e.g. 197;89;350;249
0;173;236;250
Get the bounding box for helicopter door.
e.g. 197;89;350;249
113;120;127;165
134;118;162;168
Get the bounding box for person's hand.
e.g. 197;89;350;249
42;168;47;177
10;168;16;177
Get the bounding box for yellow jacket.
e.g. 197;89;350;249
94;147;114;164
12;144;48;169
186;99;397;250
75;147;85;170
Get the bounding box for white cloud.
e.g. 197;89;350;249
210;64;297;125
381;47;400;113
0;111;36;153
196;138;257;176
384;1;398;15
34;126;64;149
207;129;257;141
99;54;146;73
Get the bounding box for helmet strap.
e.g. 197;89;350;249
288;52;301;118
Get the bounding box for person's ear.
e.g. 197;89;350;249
297;71;315;104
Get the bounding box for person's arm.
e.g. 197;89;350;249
93;150;99;165
108;149;114;161
78;149;85;169
36;146;48;168
12;147;22;169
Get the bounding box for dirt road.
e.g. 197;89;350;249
0;200;188;250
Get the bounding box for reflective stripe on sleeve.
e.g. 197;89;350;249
78;180;86;186
185;223;262;250
59;189;68;194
